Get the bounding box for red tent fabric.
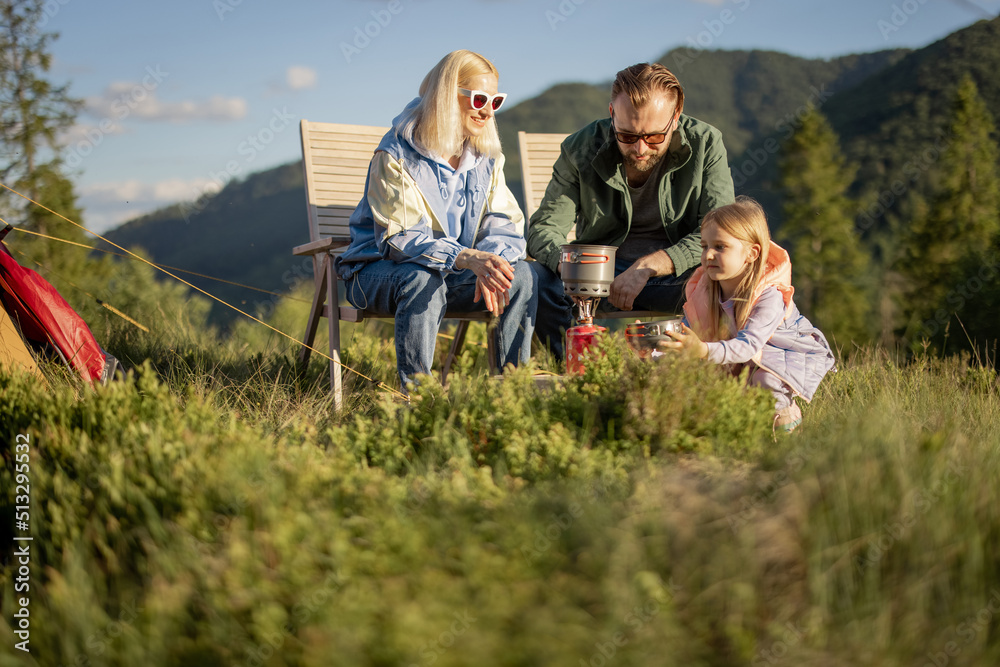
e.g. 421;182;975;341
0;239;107;384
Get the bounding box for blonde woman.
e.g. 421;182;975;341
336;50;536;389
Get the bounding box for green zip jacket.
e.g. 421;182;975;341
526;115;735;275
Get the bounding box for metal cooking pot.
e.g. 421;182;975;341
560;244;616;297
625;318;685;355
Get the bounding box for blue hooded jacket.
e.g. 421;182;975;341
336;98;526;280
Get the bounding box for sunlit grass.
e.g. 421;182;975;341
2;317;1000;666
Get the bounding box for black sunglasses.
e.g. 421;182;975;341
610;109;674;145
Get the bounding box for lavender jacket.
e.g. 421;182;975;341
691;287;836;402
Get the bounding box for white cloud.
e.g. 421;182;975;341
85;82;247;124
79;177;220;233
60;121;128;145
286;66;318;91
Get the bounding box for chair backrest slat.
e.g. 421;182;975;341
517;131;569;218
301;120;389;254
518;130;572;242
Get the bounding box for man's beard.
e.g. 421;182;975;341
623;149;665;174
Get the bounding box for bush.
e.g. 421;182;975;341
3;337;1000;666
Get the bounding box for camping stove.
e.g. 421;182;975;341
561;244;616;374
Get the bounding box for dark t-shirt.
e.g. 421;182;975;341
616;159;670;265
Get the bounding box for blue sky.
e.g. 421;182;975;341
39;0;1000;233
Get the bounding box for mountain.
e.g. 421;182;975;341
731;17;1000;231
496;46;910;197
823;18;1000;193
103;19;1000;327
104;162;308;326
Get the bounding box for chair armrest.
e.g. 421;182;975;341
293;238;350;256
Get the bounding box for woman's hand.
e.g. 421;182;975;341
456;249;514;316
456;249;514;291
474;277;510;316
659;323;708;359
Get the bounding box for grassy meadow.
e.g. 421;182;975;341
2;310;1000;667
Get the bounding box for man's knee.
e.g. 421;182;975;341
529;258;557;287
529;260;571;304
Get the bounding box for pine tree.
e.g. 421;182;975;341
896;74;1000;351
0;0;104;313
0;0;81;235
778;106;873;348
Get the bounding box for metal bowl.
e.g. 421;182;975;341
624;318;685;354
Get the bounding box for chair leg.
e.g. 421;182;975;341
486;322;498;375
440;320;470;384
326;258;344;411
299;254;329;370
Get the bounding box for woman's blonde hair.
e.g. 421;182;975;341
398;50;503;160
700;196;771;340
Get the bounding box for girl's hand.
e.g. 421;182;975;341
659;323;708;359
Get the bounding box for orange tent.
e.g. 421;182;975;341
0;300;42;379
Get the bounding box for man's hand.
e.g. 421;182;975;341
457;249;514;316
608;250;674;310
659;323;708;359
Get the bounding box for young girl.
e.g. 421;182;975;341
660;196;835;432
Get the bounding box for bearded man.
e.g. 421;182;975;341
527;62;735;359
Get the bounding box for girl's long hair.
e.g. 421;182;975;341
396;50;503;160
701;196;771;340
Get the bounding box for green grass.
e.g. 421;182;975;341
2;321;1000;667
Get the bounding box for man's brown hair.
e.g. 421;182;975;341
611;63;684;114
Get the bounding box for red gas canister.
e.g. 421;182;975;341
565;323;607;374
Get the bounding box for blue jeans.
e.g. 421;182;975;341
531;259;691;360
346;260;537;388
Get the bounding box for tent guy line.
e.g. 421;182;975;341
5;225;488;349
0;182;408;402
